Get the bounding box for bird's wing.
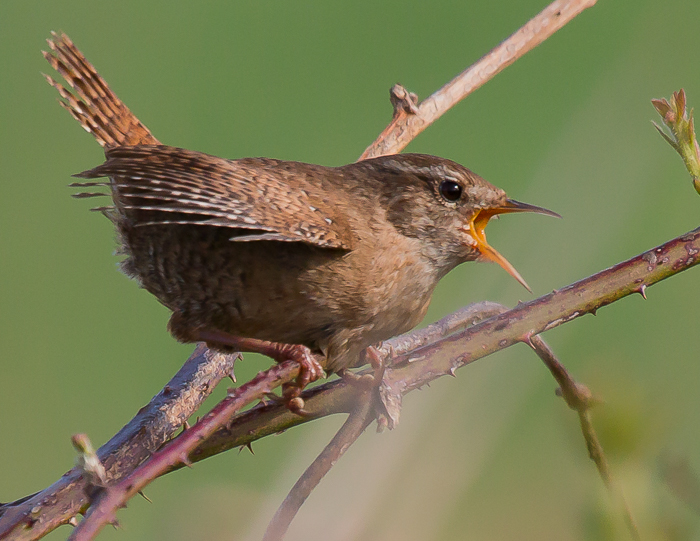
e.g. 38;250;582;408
74;145;355;250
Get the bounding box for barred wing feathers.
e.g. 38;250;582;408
74;145;355;250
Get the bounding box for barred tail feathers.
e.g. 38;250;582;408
43;32;158;148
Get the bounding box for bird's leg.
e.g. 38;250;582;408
365;345;387;382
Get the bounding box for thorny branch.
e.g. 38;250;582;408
78;210;700;541
526;337;641;541
0;346;238;539
66;303;528;541
2;1;699;540
68;361;308;541
262;391;377;541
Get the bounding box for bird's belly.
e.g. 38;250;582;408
120;224;346;343
303;235;439;371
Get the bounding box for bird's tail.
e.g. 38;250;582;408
43;32;159;148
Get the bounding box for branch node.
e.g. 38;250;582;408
389;84;419;116
521;331;536;348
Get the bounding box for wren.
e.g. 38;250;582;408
43;33;558;394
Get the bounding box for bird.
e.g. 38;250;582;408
43;32;558;401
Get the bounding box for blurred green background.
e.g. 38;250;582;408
2;1;700;539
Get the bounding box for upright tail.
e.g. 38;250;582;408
43;32;159;148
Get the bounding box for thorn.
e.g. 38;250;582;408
180;453;193;468
110;518;121;530
183;420;190;430
639;284;647;299
448;366;457;377
68;516;79;527
521;332;535;348
590;308;597;316
238;442;255;455
138;490;152;503
228;372;237;383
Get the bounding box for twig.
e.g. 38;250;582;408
261;303;510;540
72;302;504;540
359;0;598;159
377;301;507;359
263;394;376;541
0;345;237;539
159;305;512;471
527;337;641;541
264;309;575;541
379;226;700;398
67;360;303;541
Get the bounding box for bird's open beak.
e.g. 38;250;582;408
467;199;560;292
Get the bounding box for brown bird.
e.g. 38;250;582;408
43;32;558;398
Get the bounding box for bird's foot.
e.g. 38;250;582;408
339;345;387;390
191;328;325;414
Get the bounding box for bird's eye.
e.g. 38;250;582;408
439;180;462;202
